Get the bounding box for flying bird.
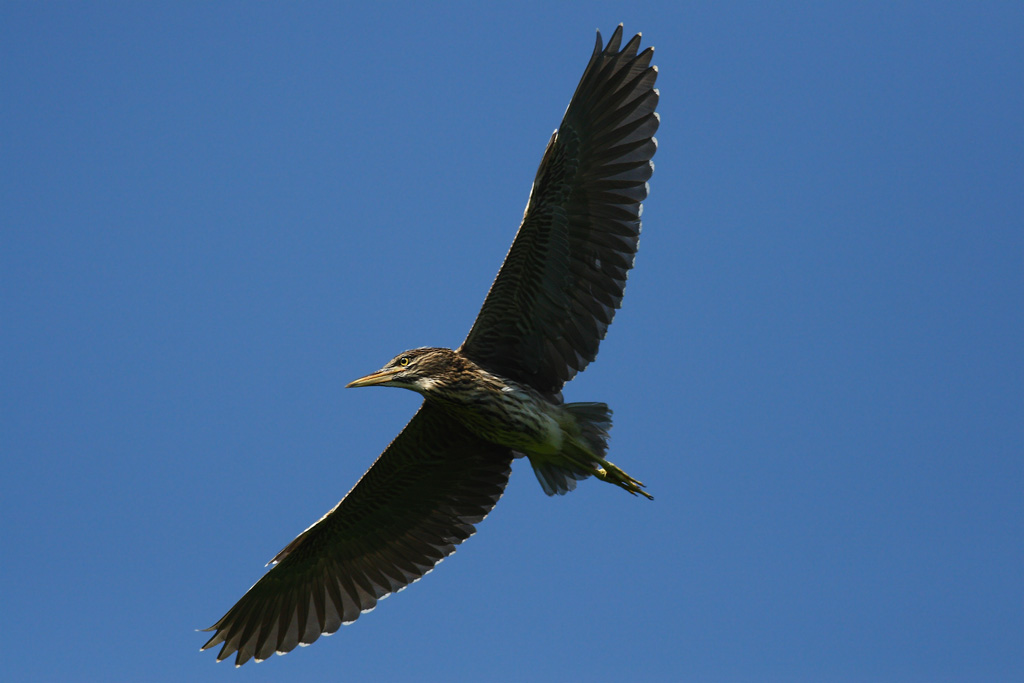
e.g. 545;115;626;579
202;24;659;666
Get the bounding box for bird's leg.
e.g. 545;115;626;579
561;436;654;500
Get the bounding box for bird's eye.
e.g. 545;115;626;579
398;356;410;367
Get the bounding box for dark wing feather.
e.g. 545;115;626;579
201;403;513;666
459;25;659;395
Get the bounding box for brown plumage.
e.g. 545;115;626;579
202;25;659;666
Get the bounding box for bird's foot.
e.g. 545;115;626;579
594;459;653;500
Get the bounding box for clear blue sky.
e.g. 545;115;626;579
2;3;1021;681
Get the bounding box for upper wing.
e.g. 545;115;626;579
459;26;659;395
201;403;513;666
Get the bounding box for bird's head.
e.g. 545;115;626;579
346;347;461;393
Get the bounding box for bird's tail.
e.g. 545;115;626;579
529;402;612;496
566;401;613;458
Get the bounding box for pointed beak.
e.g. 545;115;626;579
346;367;403;388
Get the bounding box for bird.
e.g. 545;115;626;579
202;24;659;666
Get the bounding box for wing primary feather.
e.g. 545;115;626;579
460;27;658;392
203;405;513;664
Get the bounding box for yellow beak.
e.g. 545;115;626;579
346;367;404;388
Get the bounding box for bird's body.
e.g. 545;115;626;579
348;347;651;497
203;25;659;666
372;347;569;456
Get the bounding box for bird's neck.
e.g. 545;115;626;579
417;362;511;406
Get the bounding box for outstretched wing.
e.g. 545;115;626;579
460;25;659;395
202;403;513;666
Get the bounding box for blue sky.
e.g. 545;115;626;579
2;2;1021;681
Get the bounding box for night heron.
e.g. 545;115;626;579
202;25;659;666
